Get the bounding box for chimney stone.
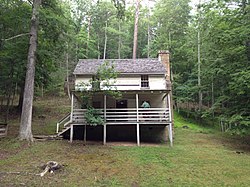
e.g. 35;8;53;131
158;50;170;81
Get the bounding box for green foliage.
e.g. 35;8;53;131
112;0;126;19
84;106;104;126
78;60;122;99
168;0;250;132
0;0;75;107
1;0;249;133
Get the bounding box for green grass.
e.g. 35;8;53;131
174;111;214;132
0;97;250;186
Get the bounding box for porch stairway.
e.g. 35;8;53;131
56;110;87;137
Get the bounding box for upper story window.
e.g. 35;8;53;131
141;75;149;88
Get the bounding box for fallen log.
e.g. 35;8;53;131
40;161;62;177
0;161;62;177
33;135;63;141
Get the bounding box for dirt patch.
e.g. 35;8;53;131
0;150;10;160
106;141;161;147
217;135;250;153
67;140;162;147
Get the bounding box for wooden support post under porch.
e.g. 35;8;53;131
103;94;107;145
70;124;73;143
70;93;74;143
136;93;140;146
167;93;173;147
102;93;140;146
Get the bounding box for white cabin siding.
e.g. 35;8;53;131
75;76;92;91
113;76;140;90
75;74;166;91
149;76;166;90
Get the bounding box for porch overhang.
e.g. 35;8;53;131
64;91;173;147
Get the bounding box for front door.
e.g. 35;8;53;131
116;100;127;108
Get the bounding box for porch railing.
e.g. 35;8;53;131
70;108;170;125
56;113;71;133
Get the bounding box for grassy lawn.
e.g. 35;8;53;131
0;97;250;186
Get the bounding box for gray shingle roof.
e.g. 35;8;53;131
73;59;166;75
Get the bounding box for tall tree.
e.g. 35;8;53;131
132;0;141;59
197;0;202;111
19;0;41;141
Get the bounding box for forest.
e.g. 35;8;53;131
0;0;249;135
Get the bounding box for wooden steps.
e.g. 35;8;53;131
57;126;71;136
0;123;8;138
33;135;63;141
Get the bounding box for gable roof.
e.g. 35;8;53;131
73;58;166;75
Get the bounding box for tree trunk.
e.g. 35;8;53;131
97;35;100;59
147;2;150;58
132;0;140;59
118;20;121;59
17;83;24;112
103;21;108;60
86;16;91;58
147;19;150;58
66;43;71;100
5;62;14;123
197;0;202;112
19;0;41;141
11;82;18;107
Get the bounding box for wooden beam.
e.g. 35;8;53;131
70;125;73;143
70;93;74;121
84;124;86;144
136;94;139;122
103;95;107;145
167;94;173;147
136;94;140;146
56;123;59;134
136;123;140;146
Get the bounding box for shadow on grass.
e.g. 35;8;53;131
212;134;250;153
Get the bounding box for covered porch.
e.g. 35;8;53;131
58;90;173;146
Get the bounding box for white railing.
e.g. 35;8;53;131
56;108;170;133
104;108;169;124
69;108;170;125
72;109;87;123
56;113;71;133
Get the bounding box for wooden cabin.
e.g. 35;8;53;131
57;51;173;146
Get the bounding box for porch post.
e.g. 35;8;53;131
136;93;140;146
70;124;74;143
70;93;74;121
167;93;173;147
103;94;107;145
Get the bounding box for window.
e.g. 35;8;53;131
141;75;149;88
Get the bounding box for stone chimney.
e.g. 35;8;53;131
158;50;170;81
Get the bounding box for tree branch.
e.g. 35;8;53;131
1;33;30;41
